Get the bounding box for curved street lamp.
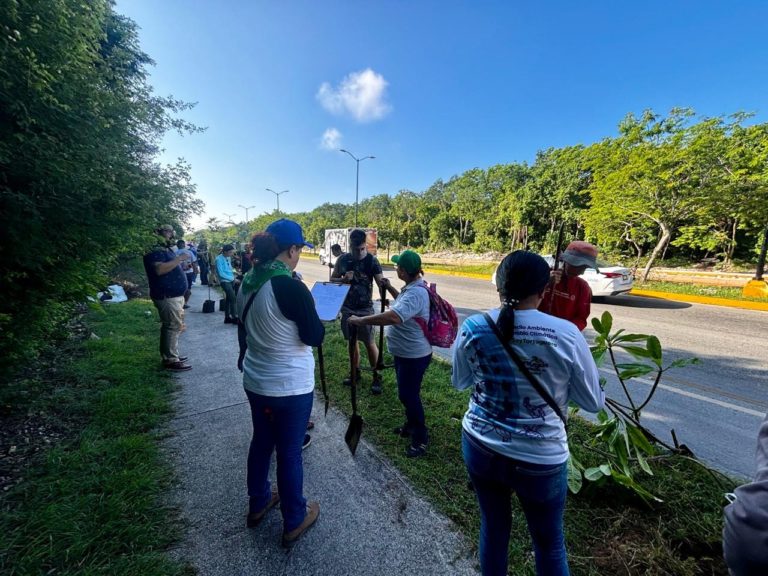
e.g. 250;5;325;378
238;204;255;223
340;149;375;228
266;188;289;212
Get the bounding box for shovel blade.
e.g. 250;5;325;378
344;414;364;455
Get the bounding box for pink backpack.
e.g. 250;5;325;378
414;283;458;348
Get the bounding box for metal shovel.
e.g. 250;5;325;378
344;326;363;455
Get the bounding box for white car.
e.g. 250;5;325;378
492;256;634;298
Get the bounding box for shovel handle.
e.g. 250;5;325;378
376;281;386;371
317;344;329;416
349;325;359;416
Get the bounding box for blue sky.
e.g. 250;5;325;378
116;0;768;230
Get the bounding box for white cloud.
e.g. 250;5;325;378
316;68;391;123
320;127;342;150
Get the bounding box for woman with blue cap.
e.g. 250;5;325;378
235;218;325;547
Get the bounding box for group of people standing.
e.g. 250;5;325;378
226;219;608;569
144;219;765;575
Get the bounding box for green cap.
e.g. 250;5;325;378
391;250;422;274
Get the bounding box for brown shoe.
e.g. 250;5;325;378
281;501;319;548
246;491;280;528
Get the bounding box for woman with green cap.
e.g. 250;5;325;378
348;249;432;457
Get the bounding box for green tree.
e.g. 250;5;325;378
673;115;768;264
0;1;202;373
585;109;705;280
518;146;590;253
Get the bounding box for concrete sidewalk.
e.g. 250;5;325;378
164;283;479;576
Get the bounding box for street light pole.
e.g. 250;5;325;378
222;212;236;225
340;149;375;228
238;204;255;223
266;188;289;213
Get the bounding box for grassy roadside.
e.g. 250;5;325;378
0;301;189;576
634;280;765;302
317;323;733;575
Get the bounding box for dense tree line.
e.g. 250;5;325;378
0;1;202;374
203;109;768;282
3;3;765;376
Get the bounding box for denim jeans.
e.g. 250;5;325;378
152;296;184;363
462;431;569;576
394;354;432;445
221;281;237;319
245;390;313;532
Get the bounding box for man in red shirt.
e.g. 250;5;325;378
538;241;598;331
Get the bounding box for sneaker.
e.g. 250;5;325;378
406;442;428;458
177;356;188;363
224;317;235;324
371;375;382;395
342;369;362;387
246;490;280;528
164;361;192;372
282;501;320;548
302;434;312;450
183;304;191;309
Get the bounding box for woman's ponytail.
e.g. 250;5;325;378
495;251;551;341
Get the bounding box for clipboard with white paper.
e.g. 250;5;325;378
310;281;350;322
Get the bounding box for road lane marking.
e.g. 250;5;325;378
599;367;765;417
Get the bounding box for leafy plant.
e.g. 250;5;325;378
568;311;700;501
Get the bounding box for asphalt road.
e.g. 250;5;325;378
300;256;767;479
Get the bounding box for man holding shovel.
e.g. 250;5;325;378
331;229;388;395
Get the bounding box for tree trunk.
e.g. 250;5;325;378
726;218;738;265
641;223;672;282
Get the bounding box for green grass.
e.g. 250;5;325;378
0;301;190;576
0;298;734;575
318;324;733;575
636;280;766;302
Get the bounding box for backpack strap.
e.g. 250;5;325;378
237;291;258;371
482;313;567;426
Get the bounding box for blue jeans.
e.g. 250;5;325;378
462;431;569;576
394;354;432;445
245;390;313;532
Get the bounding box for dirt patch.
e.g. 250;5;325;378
0;314;91;493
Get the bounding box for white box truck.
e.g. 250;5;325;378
318;228;378;268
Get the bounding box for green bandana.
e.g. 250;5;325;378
241;259;292;296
